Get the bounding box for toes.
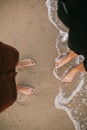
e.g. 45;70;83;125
55;62;59;66
26;59;35;66
62;77;71;82
31;61;35;66
29;88;35;93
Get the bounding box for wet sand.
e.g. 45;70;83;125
0;0;75;130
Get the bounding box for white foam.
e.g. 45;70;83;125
46;0;68;55
55;90;80;130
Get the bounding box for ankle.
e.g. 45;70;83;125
69;50;78;57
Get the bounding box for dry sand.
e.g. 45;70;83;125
0;0;75;130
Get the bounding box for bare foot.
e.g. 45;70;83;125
17;85;35;95
55;50;78;68
17;58;35;68
62;63;86;82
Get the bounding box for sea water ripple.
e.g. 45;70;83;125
46;0;87;130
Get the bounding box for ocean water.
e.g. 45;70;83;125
46;0;87;130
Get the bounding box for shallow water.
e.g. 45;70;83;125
46;0;87;130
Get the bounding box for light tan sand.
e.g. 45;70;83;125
0;0;75;130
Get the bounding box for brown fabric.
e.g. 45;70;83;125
0;41;19;113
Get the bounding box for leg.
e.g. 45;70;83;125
55;50;78;68
17;58;35;68
62;62;86;82
17;85;35;95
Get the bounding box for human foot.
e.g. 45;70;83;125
17;58;35;68
17;85;35;95
62;63;86;82
55;50;78;68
